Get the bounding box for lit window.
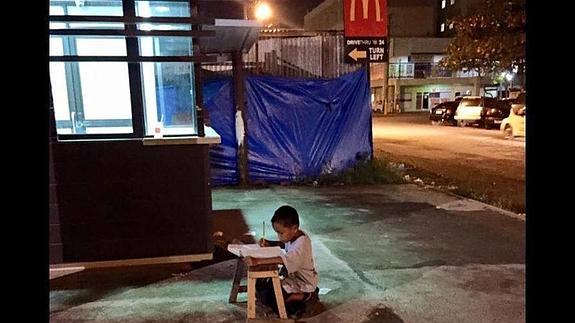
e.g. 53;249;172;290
449;23;454;29
440;23;445;32
49;0;200;138
450;0;456;5
52;1;123;16
135;0;189;18
141;61;197;136
442;0;446;9
138;33;196;135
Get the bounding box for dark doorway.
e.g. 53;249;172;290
422;92;429;110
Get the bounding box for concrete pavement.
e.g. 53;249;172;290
50;184;525;322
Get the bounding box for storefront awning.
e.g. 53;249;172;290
201;19;261;54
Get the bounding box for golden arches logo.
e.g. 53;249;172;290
350;0;382;22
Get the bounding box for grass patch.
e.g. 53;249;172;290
310;157;405;185
452;186;524;214
372;154;525;214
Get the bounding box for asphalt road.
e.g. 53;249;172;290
372;112;525;213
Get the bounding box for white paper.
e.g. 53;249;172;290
227;244;283;258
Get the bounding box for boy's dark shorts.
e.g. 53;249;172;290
255;278;319;317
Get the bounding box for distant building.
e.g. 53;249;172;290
304;0;489;113
437;0;487;37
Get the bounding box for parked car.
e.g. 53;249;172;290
454;96;482;127
454;96;500;128
429;99;461;125
500;92;526;139
481;98;512;129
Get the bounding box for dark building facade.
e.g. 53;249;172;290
436;0;526;37
436;0;484;37
49;0;258;269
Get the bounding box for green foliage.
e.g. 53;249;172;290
438;0;525;77
311;157;405;185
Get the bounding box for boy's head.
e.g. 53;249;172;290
271;205;300;242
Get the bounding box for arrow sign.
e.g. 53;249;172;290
348;47;367;61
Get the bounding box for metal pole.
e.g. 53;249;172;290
382;62;388;114
384;11;390;114
233;51;249;186
366;61;374;160
191;0;205;136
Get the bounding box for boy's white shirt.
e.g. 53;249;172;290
279;232;319;293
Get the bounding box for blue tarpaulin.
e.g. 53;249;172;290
203;68;372;185
203;77;238;186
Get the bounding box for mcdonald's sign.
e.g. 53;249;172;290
343;0;387;37
343;0;388;63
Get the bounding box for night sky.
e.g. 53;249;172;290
201;0;327;28
247;0;327;28
262;0;436;27
240;0;436;28
204;0;436;28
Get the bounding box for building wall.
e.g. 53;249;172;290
400;83;476;111
199;0;244;19
437;0;497;37
304;0;344;31
50;139;214;263
49;109;63;264
389;6;436;36
388;76;482;112
304;0;436;36
390;37;452;57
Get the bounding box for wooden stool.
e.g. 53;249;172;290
229;258;288;320
229;258;247;303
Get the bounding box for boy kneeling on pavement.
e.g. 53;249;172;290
244;205;319;317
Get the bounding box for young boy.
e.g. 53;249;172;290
244;205;319;316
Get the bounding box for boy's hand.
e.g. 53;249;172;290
258;238;269;247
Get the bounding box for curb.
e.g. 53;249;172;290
426;185;525;221
394;169;525;222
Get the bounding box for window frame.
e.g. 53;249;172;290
49;0;215;141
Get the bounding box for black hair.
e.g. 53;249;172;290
271;205;299;228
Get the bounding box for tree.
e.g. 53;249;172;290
438;0;525;79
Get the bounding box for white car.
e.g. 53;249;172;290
500;93;526;139
454;96;494;127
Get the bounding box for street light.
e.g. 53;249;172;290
505;72;514;90
505;73;514;82
254;2;272;21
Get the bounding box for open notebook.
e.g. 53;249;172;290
227;244;283;258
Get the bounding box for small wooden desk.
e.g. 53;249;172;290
228;258;288;320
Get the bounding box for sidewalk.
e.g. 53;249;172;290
50;184;525;322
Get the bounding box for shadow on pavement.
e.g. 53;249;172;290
50;209;255;314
